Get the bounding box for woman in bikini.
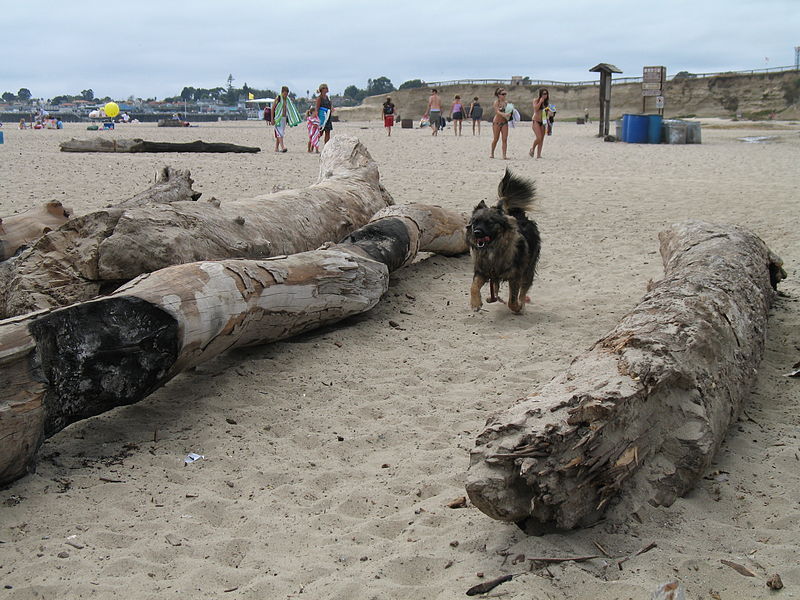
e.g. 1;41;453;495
490;87;511;159
530;88;549;158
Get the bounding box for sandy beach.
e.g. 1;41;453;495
1;117;799;599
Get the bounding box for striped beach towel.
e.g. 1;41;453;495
307;114;320;149
273;97;302;127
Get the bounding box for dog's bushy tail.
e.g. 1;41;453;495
496;168;535;217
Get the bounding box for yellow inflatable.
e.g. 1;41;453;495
104;102;120;118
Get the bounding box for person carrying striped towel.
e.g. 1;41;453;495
306;108;321;153
272;86;302;152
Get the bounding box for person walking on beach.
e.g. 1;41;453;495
382;97;395;136
450;95;464;136
315;83;334;146
305;107;320;153
468;97;483;135
427;89;442;136
546;103;556;135
490;87;511;159
271;86;301;152
529;88;549;158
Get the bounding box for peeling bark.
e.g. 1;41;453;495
0;136;394;318
466;221;784;531
0;203;466;486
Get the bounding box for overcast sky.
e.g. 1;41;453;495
4;0;798;101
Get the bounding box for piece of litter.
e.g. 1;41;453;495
184;453;205;465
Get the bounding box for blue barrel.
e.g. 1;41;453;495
621;114;631;141
626;114;648;143
0;131;4;144
646;115;663;143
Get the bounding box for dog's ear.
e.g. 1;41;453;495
474;199;487;210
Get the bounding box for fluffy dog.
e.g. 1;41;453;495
466;169;541;313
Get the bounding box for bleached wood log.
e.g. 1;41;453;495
59;138;260;153
0;203;467;486
466;221;785;532
0;202;72;260
0;136;394;318
0;168;199;265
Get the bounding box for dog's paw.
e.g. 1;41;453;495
487;296;505;304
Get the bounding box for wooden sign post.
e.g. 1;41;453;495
589;63;622;138
642;66;666;115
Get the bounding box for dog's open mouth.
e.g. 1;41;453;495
475;235;492;248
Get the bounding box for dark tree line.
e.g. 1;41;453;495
3;75;428;107
342;77;426;104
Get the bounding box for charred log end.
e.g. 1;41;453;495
28;296;180;437
342;218;412;272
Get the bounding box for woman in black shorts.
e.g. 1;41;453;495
450;95;464;136
469;96;483;136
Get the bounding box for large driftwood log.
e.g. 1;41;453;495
466;221;785;532
0;168;199;262
0;203;466;486
0;202;72;260
60;138;260;153
0;136;394;318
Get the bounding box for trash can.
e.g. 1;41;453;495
401;119;413;129
662;120;688;144
0;131;4;144
646;115;663;144
615;119;623;140
625;114;648;143
685;121;702;144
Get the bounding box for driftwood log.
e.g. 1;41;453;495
60;138;259;153
0;136;394;318
0;203;467;486
466;221;785;532
0;167;199;262
0;202;72;260
157;119;189;127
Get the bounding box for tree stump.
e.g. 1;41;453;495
466;221;785;531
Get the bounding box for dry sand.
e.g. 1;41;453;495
0;118;799;599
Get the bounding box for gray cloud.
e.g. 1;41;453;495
3;0;797;100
